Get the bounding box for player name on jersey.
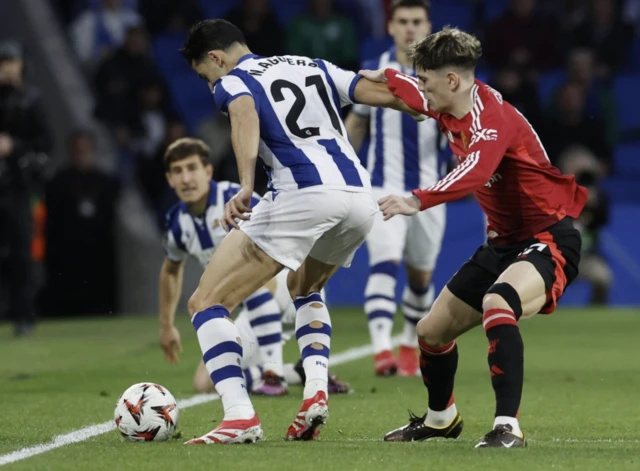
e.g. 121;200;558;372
247;56;319;76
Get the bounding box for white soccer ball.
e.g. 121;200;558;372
114;382;179;442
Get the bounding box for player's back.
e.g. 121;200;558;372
212;54;371;193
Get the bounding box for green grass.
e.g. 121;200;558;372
2;308;640;470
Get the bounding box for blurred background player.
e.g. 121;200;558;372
158;137;349;395
345;0;445;377
159;137;286;396
0;39;51;337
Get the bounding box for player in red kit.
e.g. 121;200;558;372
361;27;586;448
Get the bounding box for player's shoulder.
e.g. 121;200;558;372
164;201;187;232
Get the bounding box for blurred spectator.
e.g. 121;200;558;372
491;66;543;129
484;0;562;73
541;82;611;170
568;0;634;76
43;130;119;316
558;48;618;145
287;0;359;70
573;168;612;305
225;0;284;58
70;0;142;68
0;40;51;336
94;26;161;125
357;0;389;38
138;0;202;35
130;78;172;159
624;0;640;31
138;118;186;223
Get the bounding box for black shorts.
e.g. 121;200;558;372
447;218;582;314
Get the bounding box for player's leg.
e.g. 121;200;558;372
476;220;581;448
384;245;499;442
193;308;267;394
578;252;612;305
400;204;446;376
363;195;407;375
242;276;287;395
185;229;283;445
285;191;377;441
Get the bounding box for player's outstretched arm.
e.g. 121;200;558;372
224;95;260;231
353;71;426;119
159;258;184;363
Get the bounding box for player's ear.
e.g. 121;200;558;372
447;72;460;91
207;50;223;67
165;171;174;188
205;163;213;179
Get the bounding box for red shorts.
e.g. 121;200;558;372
447;218;581;314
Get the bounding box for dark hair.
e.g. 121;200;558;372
179;19;247;64
389;0;431;19
408;26;482;71
164;137;211;171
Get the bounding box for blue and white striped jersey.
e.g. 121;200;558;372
212;54;371;194
164;180;261;269
353;47;446;194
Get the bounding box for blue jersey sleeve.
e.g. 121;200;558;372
212;75;253;114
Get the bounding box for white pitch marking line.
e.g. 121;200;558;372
0;336;402;466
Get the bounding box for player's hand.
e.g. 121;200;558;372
160;325;183;364
378;194;421;220
358;68;388;83
222;187;253;232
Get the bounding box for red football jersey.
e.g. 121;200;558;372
384;69;587;245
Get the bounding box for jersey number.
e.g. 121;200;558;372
518;243;548;258
270;75;342;139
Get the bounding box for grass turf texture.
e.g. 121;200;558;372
1;308;639;470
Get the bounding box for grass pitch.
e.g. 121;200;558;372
1;307;640;470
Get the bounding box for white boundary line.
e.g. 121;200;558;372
0;336;401;466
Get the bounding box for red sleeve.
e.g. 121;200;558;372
411;109;512;210
384;69;438;119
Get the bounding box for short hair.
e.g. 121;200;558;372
164;137;211;171
179;19;247;64
389;0;431;19
408;26;482;71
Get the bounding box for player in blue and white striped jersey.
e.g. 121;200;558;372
178;19;419;444
159;138;349;398
345;0;447;378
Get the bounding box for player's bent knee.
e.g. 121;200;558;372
193;374;215;394
416;315;447;347
483;282;523;319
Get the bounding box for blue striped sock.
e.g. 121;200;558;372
364;262;398;353
244;288;284;377
192;305;255;420
295;292;332;400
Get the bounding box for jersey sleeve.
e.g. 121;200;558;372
411;109;513;210
318;60;363;106
212;75;253;114
163;207;187;263
384;69;438;119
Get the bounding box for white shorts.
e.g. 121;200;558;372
366;187;445;271
240;188;378;271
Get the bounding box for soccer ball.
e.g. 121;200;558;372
114;382;179;442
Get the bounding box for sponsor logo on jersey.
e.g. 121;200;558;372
485;172;502;188
471;128;498;147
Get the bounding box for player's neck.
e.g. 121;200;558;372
447;82;475;120
224;44;253;70
187;192;209;217
395;48;412;69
